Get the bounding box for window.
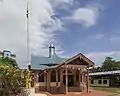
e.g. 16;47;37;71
38;73;44;82
103;80;107;84
58;71;60;82
98;80;102;84
91;80;94;84
51;70;56;82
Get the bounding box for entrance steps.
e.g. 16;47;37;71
58;85;66;93
68;87;81;92
58;86;81;93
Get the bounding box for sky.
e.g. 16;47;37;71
0;0;120;68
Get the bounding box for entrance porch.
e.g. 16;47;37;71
34;69;87;93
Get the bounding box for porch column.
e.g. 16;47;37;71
74;70;76;86
65;63;68;96
86;67;89;93
78;69;81;86
46;72;49;91
56;70;58;86
82;73;84;82
44;73;47;90
47;71;51;91
34;71;38;88
60;69;63;86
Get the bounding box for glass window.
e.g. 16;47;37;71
38;73;44;82
51;70;56;82
91;80;94;84
58;71;60;82
103;80;107;84
98;80;102;84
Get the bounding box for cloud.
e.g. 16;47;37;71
73;8;98;27
88;33;104;40
64;3;102;27
49;0;74;8
95;33;104;40
0;0;64;68
0;0;3;3
29;0;64;56
86;51;120;67
109;36;120;43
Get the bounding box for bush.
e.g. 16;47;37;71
0;66;29;96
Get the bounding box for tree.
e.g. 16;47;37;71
101;57;120;71
114;61;120;70
89;67;98;72
0;57;18;67
89;67;103;72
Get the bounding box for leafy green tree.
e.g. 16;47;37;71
102;57;120;71
114;61;120;70
90;57;120;72
0;57;18;67
89;67;98;72
90;67;103;72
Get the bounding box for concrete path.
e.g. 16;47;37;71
35;94;47;96
80;90;113;96
38;89;116;96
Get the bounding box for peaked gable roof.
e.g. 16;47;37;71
57;53;95;68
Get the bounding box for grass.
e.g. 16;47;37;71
91;86;120;93
91;86;120;96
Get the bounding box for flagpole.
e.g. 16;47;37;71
26;0;29;70
26;0;31;89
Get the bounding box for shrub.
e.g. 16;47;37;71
0;66;29;96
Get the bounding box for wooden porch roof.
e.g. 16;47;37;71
56;53;95;68
44;53;95;71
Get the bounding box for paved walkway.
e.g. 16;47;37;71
38;89;117;96
79;90;113;96
35;94;47;96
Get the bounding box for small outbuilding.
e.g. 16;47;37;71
31;45;95;93
89;70;120;87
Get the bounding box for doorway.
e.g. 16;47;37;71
63;75;74;86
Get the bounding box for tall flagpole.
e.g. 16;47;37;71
26;0;31;88
26;0;29;70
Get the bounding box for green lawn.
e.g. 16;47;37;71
91;87;120;96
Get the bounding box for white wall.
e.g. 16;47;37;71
35;82;60;87
90;79;110;87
